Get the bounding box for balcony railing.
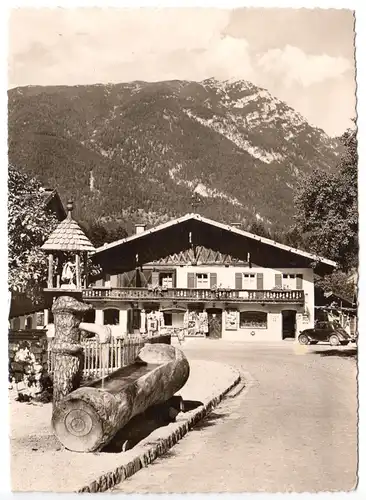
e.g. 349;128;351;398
82;287;305;304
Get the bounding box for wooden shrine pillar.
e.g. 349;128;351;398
51;295;92;408
83;252;89;288
75;253;81;289
44;308;49;327
47;253;54;288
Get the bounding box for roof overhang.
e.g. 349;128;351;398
42;189;66;221
93;213;337;276
315;286;355;309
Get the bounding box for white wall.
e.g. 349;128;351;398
94;302;129;337
89;265;315;342
175;265;313;292
222;308;282;341
279;267;314;325
221;303;307;341
175;266;314;328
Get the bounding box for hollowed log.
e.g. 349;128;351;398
52;343;190;452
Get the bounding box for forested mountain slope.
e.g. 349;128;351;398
8;78;342;233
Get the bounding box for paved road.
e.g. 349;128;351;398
112;341;358;493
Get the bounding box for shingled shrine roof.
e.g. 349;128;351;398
41;201;95;252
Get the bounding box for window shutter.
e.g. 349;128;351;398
210;272;217;288
187;272;195;288
122;272;132;287
110;274;118;287
275;274;282;288
142;269;152;285
235;273;243;289
127;309;132;333
256;273;264;290
117;274;123;287
133;309;141;330
172;270;177;287
139;271;147;287
125;271;135;287
151;271;160;286
136;270;142;288
296;274;303;289
95;278;104;287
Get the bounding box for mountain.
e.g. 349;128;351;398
8;78;342;233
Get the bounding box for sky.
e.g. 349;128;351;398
8;7;356;136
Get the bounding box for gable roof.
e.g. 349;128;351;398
93;213;337;275
41;188;66;221
315;286;355;309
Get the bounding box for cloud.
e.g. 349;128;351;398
224;8;355;60
256;45;352;87
8;8;356;136
9;9;351;88
9;9;252;86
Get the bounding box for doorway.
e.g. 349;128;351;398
282;310;297;340
206;308;222;339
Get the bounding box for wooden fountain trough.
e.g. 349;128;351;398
52;343;190;452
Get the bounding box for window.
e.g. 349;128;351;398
160;273;174;288
103;308;119;325
239;311;268;329
163;312;173;326
317;322;327;330
25;316;32;330
243;273;256;289
12;317;20;330
196;273;209;289
83;309;96;323
36;312;44;327
283;273;303;290
104;274;111;288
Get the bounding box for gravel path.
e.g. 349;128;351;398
10;359;239;492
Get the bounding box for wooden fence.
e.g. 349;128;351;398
47;334;170;380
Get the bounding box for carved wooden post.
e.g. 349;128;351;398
51;296;92;408
75;253;81;288
83;252;88;288
47;253;54;288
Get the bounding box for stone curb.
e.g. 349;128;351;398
76;367;241;493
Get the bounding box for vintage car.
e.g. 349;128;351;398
298;321;351;346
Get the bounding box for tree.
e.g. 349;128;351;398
81;221;128;248
80;222;108;248
293;127;358;271
314;270;355;303
248;220;271;239
8;165;59;301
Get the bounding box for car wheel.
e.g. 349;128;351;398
298;334;310;345
329;335;340;346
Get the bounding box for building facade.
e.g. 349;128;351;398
78;213;336;342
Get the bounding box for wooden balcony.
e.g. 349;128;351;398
82;287;305;304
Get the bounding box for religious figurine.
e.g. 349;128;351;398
61;260;76;285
